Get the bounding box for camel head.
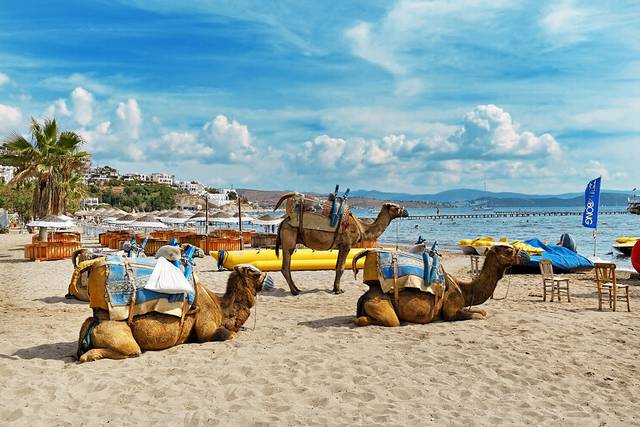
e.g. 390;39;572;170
382;203;409;219
486;244;529;267
232;264;268;294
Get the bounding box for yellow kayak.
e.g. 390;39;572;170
211;248;375;272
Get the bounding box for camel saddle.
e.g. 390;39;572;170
286;192;351;233
358;250;445;297
86;256;195;321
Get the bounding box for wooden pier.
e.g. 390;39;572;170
404;210;629;221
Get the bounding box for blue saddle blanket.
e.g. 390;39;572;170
370;251;444;295
105;256;195;308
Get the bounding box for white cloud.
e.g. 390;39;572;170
45;99;71;118
200;114;254;161
116;98;142;139
149;131;214;159
289;104;565;192
0;73;10;86
344;0;513;96
0;104;22;133
540;2;593;46
71;87;94;126
450;104;561;159
148;115;254;163
582;160;626;181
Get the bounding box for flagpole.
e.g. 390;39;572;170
594;176;602;257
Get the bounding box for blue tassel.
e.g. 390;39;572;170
422;250;431;285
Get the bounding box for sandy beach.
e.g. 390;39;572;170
1;232;640;426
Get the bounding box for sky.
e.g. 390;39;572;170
1;0;639;195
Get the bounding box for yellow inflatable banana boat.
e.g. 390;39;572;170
211;248;376;272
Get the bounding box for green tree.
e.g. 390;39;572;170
0;180;35;224
0;118;90;218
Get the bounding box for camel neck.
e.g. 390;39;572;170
460;253;508;306
220;275;256;331
361;208;392;241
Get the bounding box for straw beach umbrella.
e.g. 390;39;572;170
131;214;167;230
252;214;283;226
209;211;236;224
28;214;75;229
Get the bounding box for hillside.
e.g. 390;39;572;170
240;187;632;208
237;189;440;209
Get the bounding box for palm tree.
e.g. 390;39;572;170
0;118;90;236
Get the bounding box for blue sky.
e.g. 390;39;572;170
1;0;639;194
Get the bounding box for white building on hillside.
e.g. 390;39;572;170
0;165;16;184
122;173;151;182
175;180;206;195
81;197;100;208
151;173;174;185
205;188;235;207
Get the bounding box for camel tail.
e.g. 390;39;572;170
273;192;296;211
351;249;370;279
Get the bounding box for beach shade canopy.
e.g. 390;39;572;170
27;215;75;229
252;214;284;226
161;211;192;224
131;214;168;229
187;211;207;223
233;212;254;222
57;214;74;221
209;211;237;223
113;214;137;225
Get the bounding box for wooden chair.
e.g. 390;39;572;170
539;259;570;302
594;263;630;312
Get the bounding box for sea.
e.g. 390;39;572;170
354;206;640;267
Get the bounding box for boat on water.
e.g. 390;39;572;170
627;195;640;214
612;237;640;256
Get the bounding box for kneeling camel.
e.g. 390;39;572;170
77;265;266;363
353;245;524;327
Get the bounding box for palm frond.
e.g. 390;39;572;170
57;131;86;152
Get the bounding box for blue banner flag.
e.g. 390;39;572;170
582;177;601;229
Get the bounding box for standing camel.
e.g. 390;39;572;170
76;265;266;362
352;245;526;326
274;194;408;295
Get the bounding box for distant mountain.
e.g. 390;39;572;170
477;192;630;208
351;188;634;204
239;187;632;208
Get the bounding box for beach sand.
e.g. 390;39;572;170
1;232;640;426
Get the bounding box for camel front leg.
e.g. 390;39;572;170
78;319;141;363
281;247;301;295
211;327;237;341
354;299;400;327
332;246;350;294
447;308;487;321
79;347;138;363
